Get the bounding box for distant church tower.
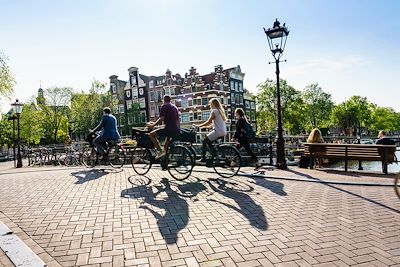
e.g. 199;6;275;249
37;87;45;105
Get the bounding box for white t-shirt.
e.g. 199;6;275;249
211;109;227;135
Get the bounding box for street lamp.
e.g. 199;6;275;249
264;18;289;169
68;119;75;141
11;99;23;168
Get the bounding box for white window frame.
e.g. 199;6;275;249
119;104;125;114
139;98;146;109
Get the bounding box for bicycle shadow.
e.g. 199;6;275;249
121;178;189;244
71;168;114;184
247;176;287;196
205;178;268;231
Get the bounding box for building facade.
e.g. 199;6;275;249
109;65;256;140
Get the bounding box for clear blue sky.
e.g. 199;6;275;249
1;0;399;112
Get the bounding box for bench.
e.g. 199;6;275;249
304;143;397;174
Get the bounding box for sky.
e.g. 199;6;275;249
1;0;399;113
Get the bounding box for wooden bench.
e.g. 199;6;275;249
304;143;397;174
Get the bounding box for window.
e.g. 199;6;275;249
126;90;131;98
150;107;155;117
165;86;175;96
194;113;197;120
202;97;208;106
224;97;228;105
119;104;125;114
149;80;154;88
131;76;137;86
251;111;256;122
245;100;250;109
230;81;234;91
155;106;160;117
150;92;156;102
235;82;239;92
128;115;133;125
219;82;224;91
235;95;239;105
132;88;138;98
111;84;116;94
119;116;124;126
167;79;172;85
182;113;189;123
202;111;210;120
140;111;146;123
197;112;202;121
182;99;189;109
189;113;194;121
251;102;256;109
188;99;192;106
239;95;243;105
238;83;243;92
126;100;133;110
139;98;146;109
230;93;235;104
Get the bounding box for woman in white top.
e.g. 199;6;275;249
194;98;227;162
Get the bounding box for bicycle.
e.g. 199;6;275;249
131;128;194;180
174;127;242;178
395;172;400;199
82;132;126;168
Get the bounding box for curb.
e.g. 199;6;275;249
0;212;61;267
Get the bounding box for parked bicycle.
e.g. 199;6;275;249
131;128;194;180
82;132;126;168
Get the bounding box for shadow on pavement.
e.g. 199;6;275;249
71;169;112;184
205;178;268;231
121;178;189;244
247;176;287;196
287;168;400;214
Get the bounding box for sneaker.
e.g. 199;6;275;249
230;161;237;167
155;151;166;160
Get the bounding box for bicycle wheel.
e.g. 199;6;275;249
395;172;400;199
167;145;194;181
131;147;152;175
64;155;79;166
213;145;242;178
82;147;97;168
109;145;126;168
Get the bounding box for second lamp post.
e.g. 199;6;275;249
11;99;23;168
264;19;289;169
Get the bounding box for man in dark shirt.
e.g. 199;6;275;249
147;95;180;159
376;130;395;145
92;107;121;159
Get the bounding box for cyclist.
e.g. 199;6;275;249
91;107;121;160
232;108;261;170
147;95;180;159
193;98;227;162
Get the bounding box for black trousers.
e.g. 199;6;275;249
202;137;216;158
238;138;258;162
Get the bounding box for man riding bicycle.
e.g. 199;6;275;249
147;95;180;160
91;107;121;160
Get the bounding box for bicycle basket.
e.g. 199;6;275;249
85;132;96;147
178;128;196;143
132;132;154;148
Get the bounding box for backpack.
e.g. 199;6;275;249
243;122;256;140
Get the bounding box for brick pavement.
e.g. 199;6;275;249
0;163;399;266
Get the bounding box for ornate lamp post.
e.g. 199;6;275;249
11;99;23;168
264;19;289;169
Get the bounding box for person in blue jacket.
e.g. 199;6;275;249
92;107;121;160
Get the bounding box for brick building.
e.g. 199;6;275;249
109;65;256;140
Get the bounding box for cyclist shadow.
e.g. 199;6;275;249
71;168;117;184
247;177;287;196
121;178;189;244
204;178;268;231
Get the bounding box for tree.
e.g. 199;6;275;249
331;96;372;136
302;84;334;130
70;80;117;139
256;79;307;135
19;102;45;145
369;106;399;135
0;115;14;149
39;87;73;143
0;52;15;101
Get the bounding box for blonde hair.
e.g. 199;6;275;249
307;128;324;143
210;98;227;122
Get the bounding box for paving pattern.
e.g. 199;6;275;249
0;163;399;267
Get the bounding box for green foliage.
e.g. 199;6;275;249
302;84;334;130
19;103;45;145
256;79;307;135
0;52;15;100
0;115;14;148
369;105;400;135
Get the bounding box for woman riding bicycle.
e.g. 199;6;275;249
193;98;227;163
